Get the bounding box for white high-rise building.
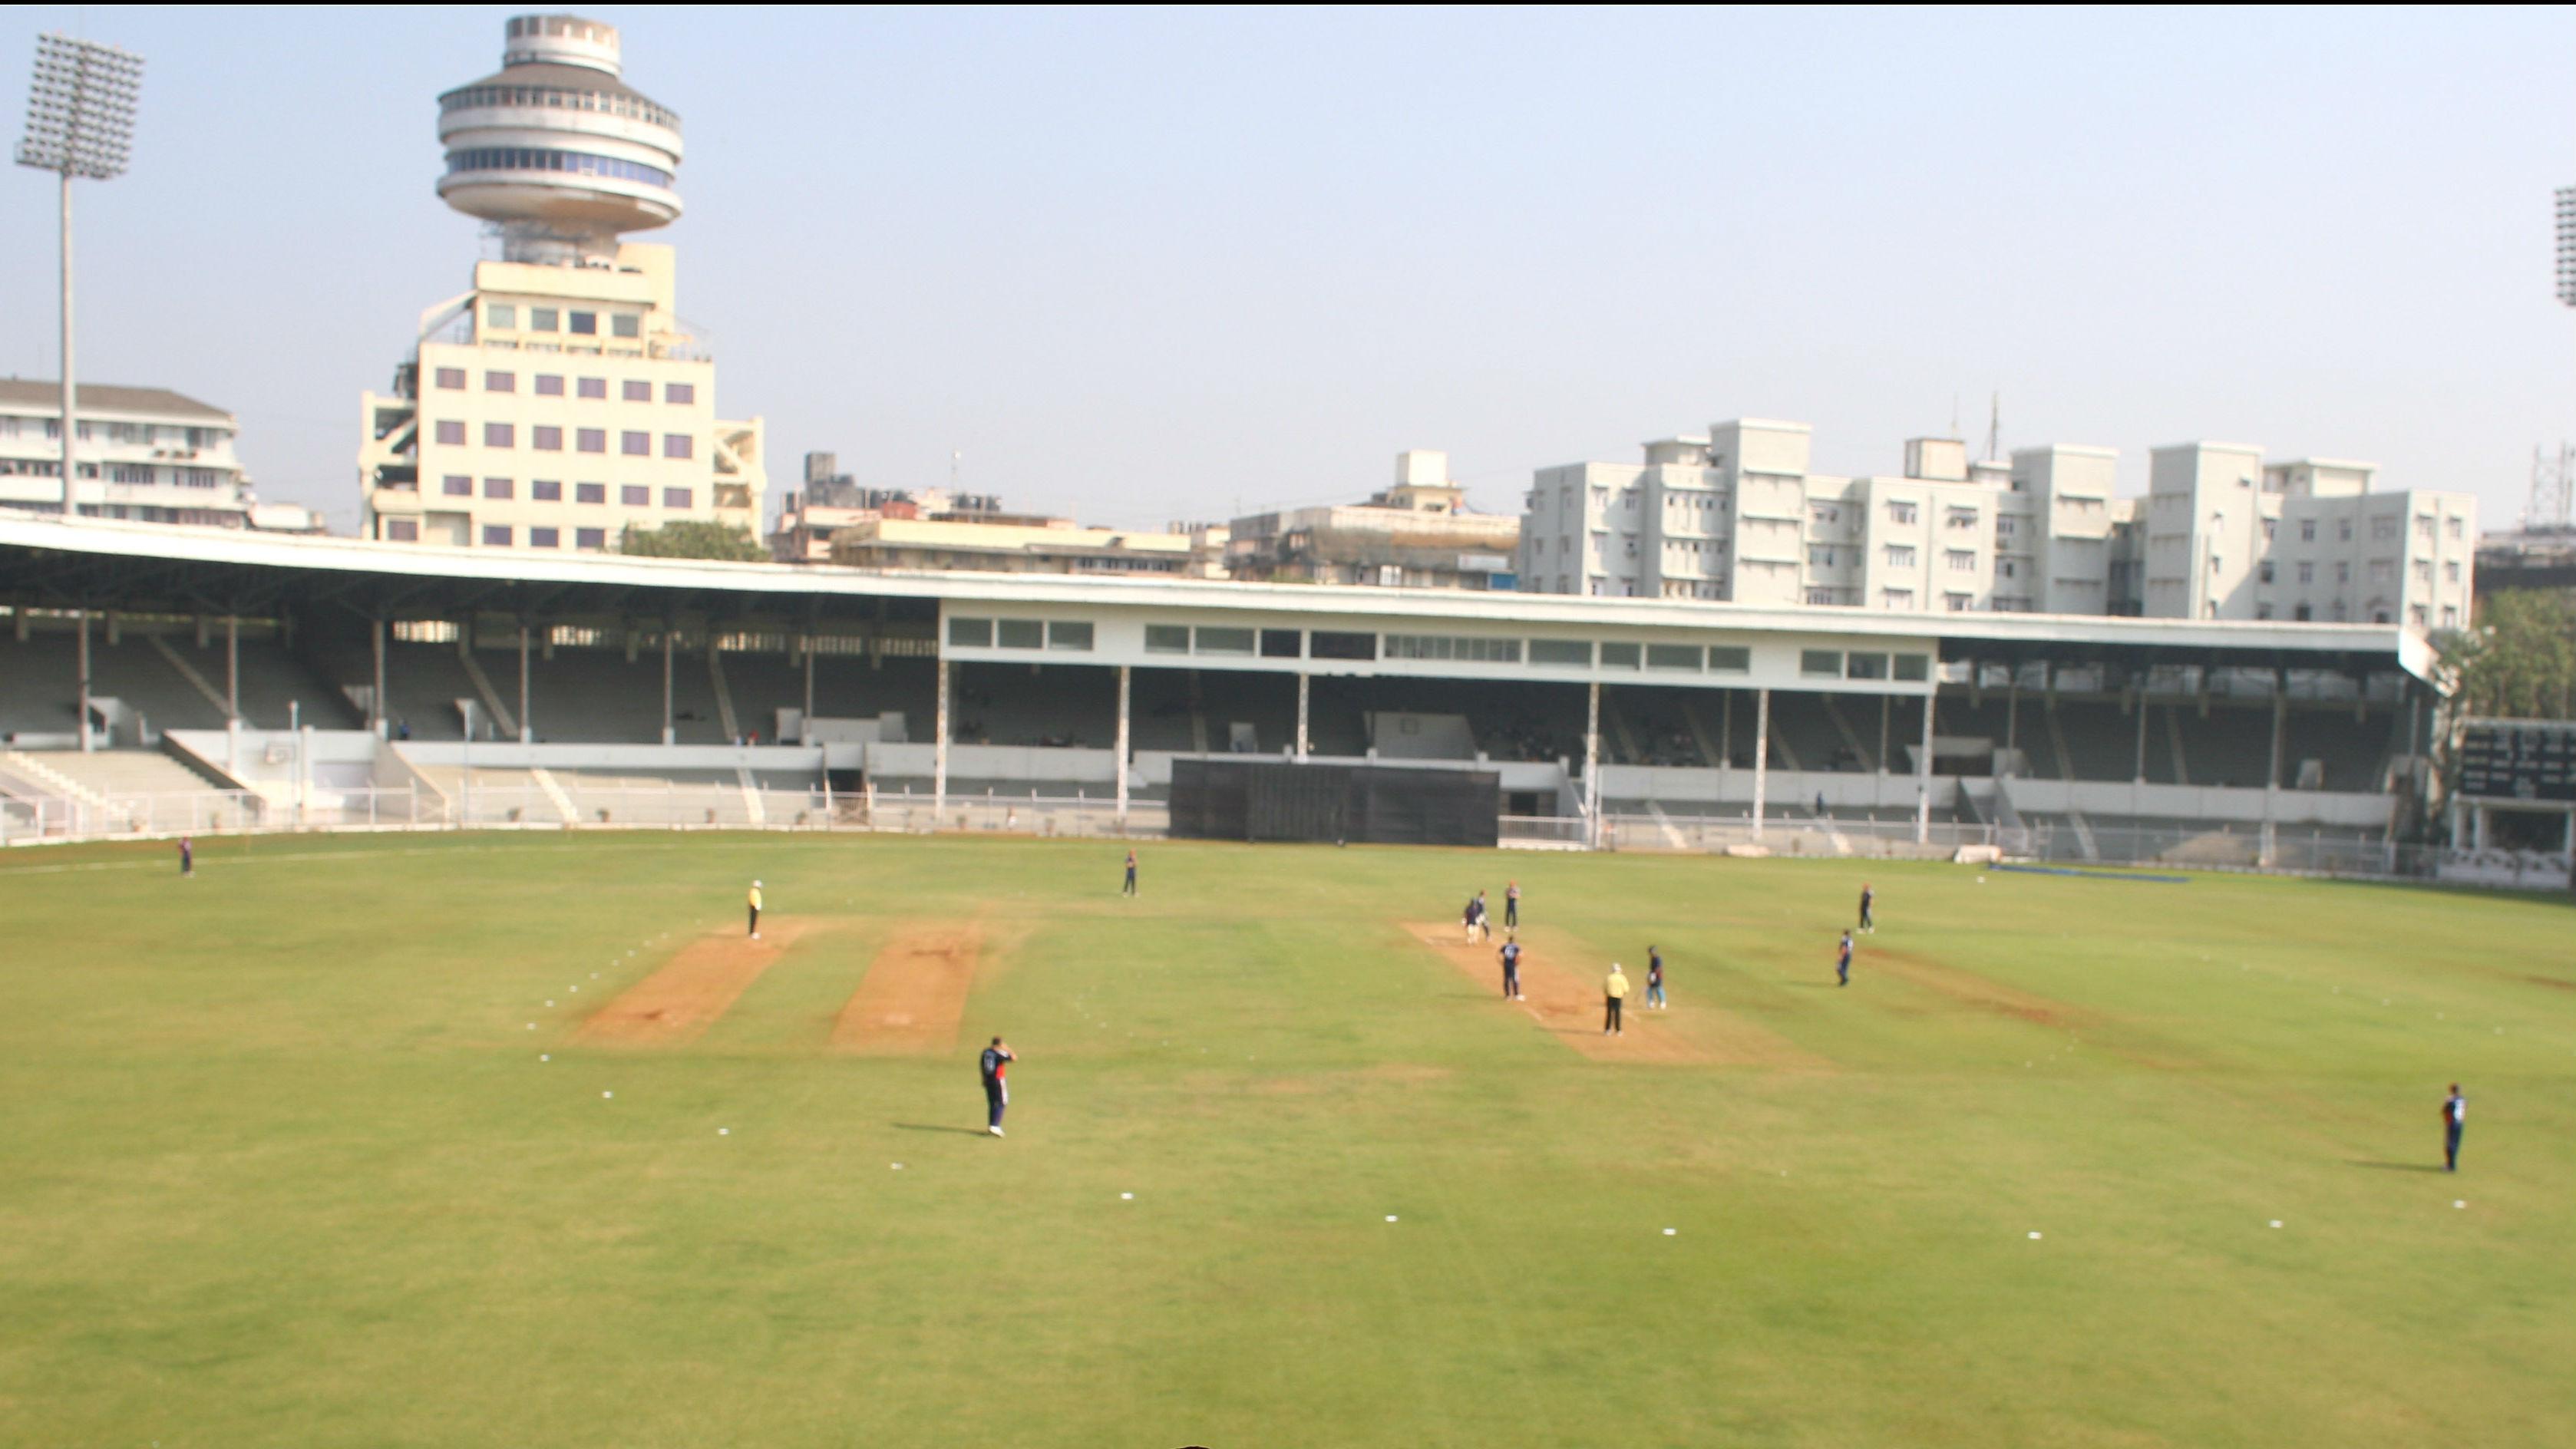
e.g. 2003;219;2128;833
358;15;765;553
1519;417;2472;631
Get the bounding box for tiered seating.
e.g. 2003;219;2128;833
1607;685;1707;767
948;661;1119;748
12;749;213;797
2282;707;2392;793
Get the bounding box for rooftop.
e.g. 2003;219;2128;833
0;380;233;423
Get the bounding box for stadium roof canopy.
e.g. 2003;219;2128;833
0;515;2441;685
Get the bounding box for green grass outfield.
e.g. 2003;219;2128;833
1;832;2570;1447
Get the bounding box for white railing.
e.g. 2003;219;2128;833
0;782;1170;845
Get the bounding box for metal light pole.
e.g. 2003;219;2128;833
15;33;145;516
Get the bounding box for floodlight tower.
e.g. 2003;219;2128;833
15;33;144;515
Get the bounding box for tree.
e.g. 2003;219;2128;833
617;520;768;563
2439;589;2576;719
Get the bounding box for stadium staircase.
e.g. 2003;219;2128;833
528;767;580;824
1603;695;1644;764
145;635;236;720
1680;697;1724;771
1765;706;1805;772
1819;695;1874;772
2;750;107;813
2042;697;2099;860
455;640;518;740
708;650;741;743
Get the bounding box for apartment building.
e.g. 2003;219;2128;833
1;380;258;526
1521;416;2473;630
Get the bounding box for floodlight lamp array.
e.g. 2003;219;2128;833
15;33;144;180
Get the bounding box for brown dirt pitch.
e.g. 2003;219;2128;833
577;920;814;1046
1402;921;1769;1065
830;923;985;1054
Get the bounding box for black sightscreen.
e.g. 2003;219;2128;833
1170;758;1499;847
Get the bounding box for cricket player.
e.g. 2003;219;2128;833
1461;894;1483;944
1122;849;1138;897
1603;961;1629;1035
1645;946;1666;1010
177;836;193;877
1858;883;1874;933
1474;890;1491;941
982;1036;1017;1136
1498;932;1524;1000
1836;931;1853;987
747;880;764;939
1504;881;1520;929
2442;1083;2466;1172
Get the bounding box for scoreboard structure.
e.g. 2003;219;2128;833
2455;720;2576;803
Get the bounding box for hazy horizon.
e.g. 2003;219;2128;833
2;5;2571;536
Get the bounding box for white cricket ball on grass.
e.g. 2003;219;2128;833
602;1091;614;1100
2028;1231;2043;1239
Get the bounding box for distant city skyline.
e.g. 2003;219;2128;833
2;5;2571;535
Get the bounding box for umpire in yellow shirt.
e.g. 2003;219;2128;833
1603;962;1629;1036
748;880;764;939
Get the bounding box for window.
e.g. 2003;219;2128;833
485;370;515;393
2255;603;2274;620
1800;649;1842;677
2297;562;2314;584
1945;507;1977;530
2373;517;2398;542
381;518;418;541
2369;559;2395;584
2442;606;2459;628
2299;518;2316;543
1646;643;1701;671
1996;516;2018;537
1046;621;1095;651
1887;501;1917;525
1998;559;2018;579
533;425;563;451
1945;550;1976;572
2416;514;2435;541
621;485;649;507
1946;593;1974;612
1144;624;1191;654
623;380;650;402
613;314;642;339
1805;588;1836;606
569;311;597;335
532;480;563;502
2294;604;2312;622
482;525;512;546
484;423;515;448
1884;545;1917;569
1310;631;1376;661
434;368;465;391
2446;517;2464;540
1599;642;1641;669
577;427;606;454
1194;626;1255;655
576;526;606;550
620;431;650;456
1808;502;1841;526
1528;639;1591;667
577;377;607;399
1383;635;1518;662
487;303;517;328
662;487;692;509
1708;645;1749;672
989;619;1041;649
663;434;693;459
530;526;560;549
2337;519;2353;543
2257;561;2274;584
530;307;560;332
535;374;564;397
442;474;471;497
2445;561;2461;583
1892;654;1930;682
576;482;606;504
2412;559;2432;584
665;382;695;404
948;617;994;648
484;477;514;500
434;421;466;445
1807;545;1837;567
1260;629;1304;658
2335;562;2350;584
1845;652;1890;680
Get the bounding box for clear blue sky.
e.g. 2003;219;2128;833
3;5;2571;534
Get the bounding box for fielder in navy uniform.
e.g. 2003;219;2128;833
2442;1083;2465;1172
1645;946;1666;1010
981;1037;1016;1137
1858;883;1874;933
1836;931;1853;988
1498;933;1524;1000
